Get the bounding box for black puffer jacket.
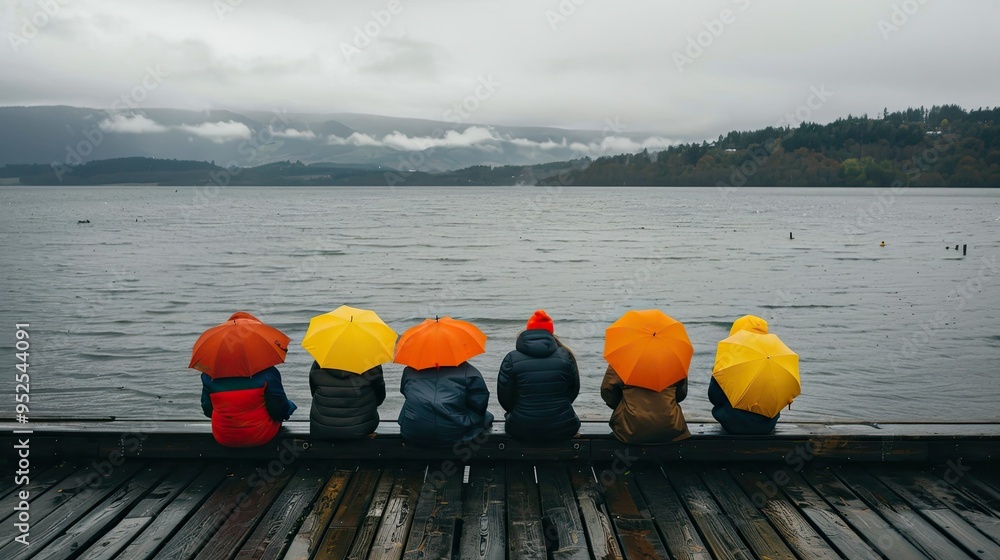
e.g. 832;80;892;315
397;362;494;448
309;361;386;439
497;330;580;441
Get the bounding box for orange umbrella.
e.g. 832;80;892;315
189;312;290;378
393;316;487;370
603;309;694;391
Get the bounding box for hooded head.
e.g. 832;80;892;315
526;310;554;334
729;315;768;336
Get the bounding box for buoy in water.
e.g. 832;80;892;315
880;241;886;247
789;232;794;240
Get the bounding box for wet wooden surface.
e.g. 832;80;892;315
1;456;999;558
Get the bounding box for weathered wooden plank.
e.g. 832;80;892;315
505;462;546;560
665;467;753;560
600;465;670;560
800;467;929;560
568;466;624;560
314;467;384;560
0;461;79;546
340;468;395;560
0;462;77;514
0;464;111;546
282;467;355;560
728;466;844;560
153;465;272;560
536;464;589;560
835;467;974;559
68;462;202;560
937;471;1000;517
110;464;231;560
771;468;884;560
28;465;172;560
236;462;331;560
631;465;709;560
0;461;144;560
402;464;462;560
700;469;797;560
366;465;424;560
192;463;296;560
459;465;506;560
868;466;1000;559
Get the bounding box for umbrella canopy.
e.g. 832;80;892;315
190;312;290;378
393;316;487;370
301;305;398;373
603;309;694;391
712;329;800;418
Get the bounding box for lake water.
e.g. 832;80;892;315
2;185;998;424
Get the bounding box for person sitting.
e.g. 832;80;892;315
601;365;690;444
708;315;781;435
397;361;494;448
497;310;581;441
309;361;385;439
201;365;296;447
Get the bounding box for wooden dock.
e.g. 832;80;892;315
2;421;999;559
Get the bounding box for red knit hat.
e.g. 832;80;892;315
526;310;554;333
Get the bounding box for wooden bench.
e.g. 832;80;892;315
3;420;998;463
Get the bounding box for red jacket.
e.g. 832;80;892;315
209;386;280;447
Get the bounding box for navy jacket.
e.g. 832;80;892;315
309;362;386;439
397;362;494;448
200;366;297;421
708;377;779;435
497;330;580;441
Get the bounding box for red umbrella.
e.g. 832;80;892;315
189;312;290;378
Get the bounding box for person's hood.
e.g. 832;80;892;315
515;329;559;358
729;315;768;336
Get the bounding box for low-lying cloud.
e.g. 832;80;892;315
98;114;168;134
98;113;252;143
328;126;675;155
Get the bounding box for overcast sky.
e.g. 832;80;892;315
2;0;998;141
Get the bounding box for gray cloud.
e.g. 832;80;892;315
3;0;998;140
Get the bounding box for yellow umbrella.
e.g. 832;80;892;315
301;305;398;373
712;329;800;418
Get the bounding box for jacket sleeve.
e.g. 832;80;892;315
707;377;729;407
308;361;318;395
200;374;213;418
466;367;491;416
600;366;623;410
567;353;580;402
675;378;688;403
262;368;296;421
370;366;387;405
496;354;516;412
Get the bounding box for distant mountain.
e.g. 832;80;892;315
0;106;673;172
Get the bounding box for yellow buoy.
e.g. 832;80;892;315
880;241;886;247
